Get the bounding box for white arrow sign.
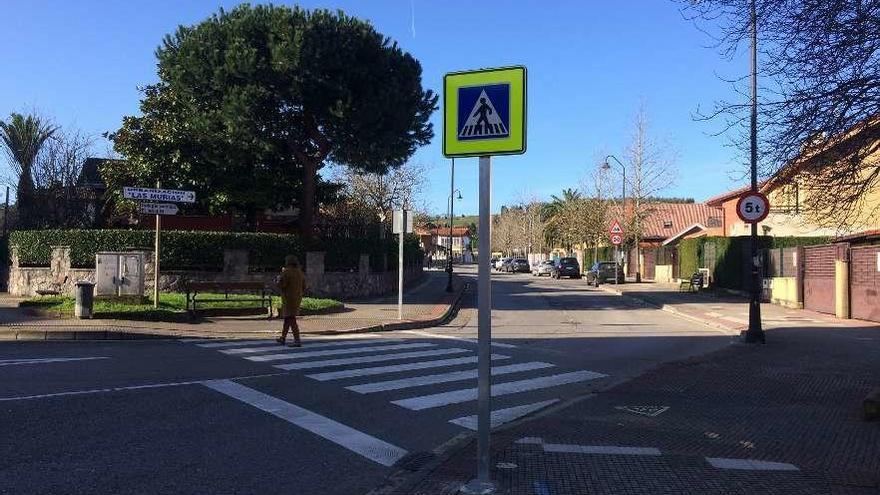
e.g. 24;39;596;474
138;203;179;216
124;187;195;203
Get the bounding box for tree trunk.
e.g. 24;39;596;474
16;171;34;229
299;158;318;244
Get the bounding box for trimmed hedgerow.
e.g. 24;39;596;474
9;229;422;272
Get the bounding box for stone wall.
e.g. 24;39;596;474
8;247;423;300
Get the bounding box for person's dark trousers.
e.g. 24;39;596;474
280;316;301;345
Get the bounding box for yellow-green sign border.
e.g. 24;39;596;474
443;66;527;158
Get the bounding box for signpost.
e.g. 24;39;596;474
123;187;195;203
736;191;770;224
392;210;414;321
444;65;527;495
137;203;179;216
610;220;624;285
125;185;195;308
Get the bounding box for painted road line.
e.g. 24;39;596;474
196;340;277;348
306;355;511;381
247;342;436;363
449;399;560;431
0;372;289;402
542;443;661;456
706;457;799;471
402;330;518;349
0;357;109;367
221;339;405;355
203;379;407;467
392;370;607;411
275;348;472;371
347;362;556;394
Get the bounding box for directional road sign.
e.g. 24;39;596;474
124;187;196;203
609;220;623;234
736;191;770;223
610;233;623;246
138;203;179;216
443;66;526;157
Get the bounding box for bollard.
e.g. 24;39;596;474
74;281;95;319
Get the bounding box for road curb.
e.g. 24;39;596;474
0;282;467;342
598;286;742;335
309;281;468;336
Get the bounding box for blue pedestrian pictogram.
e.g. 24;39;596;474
458;84;510;141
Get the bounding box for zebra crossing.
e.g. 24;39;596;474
183;335;608;433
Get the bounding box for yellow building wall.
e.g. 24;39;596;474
769;277;801;309
655;265;674;283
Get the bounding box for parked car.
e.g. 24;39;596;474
496;257;513;271
551;257;581;279
507;258;530;273
489;257;499;269
532;260;555;276
584;261;625;286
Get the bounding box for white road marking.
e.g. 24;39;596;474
449;399;560;431
306;355;511;381
392;370;607;411
203;379;407;467
542;443;662;456
196;340;277;348
275;348;472;371
347;362;556;394
402;330;518;348
0;357;109;367
706;457;799;471
515;437;545;445
246;342;436;362
0;372;289;402
221;339;404;355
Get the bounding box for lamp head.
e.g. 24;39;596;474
601;162;611;170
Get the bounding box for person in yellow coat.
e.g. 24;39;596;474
277;255;306;346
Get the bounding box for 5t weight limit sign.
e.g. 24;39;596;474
736;191;770;223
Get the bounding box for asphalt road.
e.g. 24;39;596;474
0;268;735;495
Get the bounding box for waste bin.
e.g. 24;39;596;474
74;281;95;319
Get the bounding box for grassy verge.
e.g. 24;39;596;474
20;293;343;321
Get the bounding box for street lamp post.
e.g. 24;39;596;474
744;0;765;343
602;155;626;285
446;159;462;293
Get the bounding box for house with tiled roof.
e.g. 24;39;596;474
618;202;724;281
416;225;472;262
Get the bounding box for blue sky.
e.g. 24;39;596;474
2;1;751;215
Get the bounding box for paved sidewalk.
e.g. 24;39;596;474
387;290;880;495
0;270;464;340
600;281;862;334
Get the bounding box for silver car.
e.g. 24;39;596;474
532;260;555;276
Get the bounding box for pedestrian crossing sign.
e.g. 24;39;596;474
443;66;526;157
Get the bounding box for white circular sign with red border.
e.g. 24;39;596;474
610;233;623;245
736;191;770;223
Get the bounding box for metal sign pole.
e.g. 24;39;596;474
153;180;161;309
398;228;404;321
462;155;495;495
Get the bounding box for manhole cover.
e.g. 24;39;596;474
615;405;670;417
393;451;436;471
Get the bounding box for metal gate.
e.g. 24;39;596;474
850;245;880;322
803;245;836;314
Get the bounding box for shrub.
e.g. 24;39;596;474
9;229;420;272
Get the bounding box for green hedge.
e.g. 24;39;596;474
10;229;423;272
677;236;829;290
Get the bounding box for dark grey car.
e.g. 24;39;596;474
551;257;581;279
585;261;625;286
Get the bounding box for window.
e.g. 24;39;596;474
663;220;673;228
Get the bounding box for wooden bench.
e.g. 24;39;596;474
36;275;68;296
184;281;273;316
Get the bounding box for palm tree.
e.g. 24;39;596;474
0;113;57;227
